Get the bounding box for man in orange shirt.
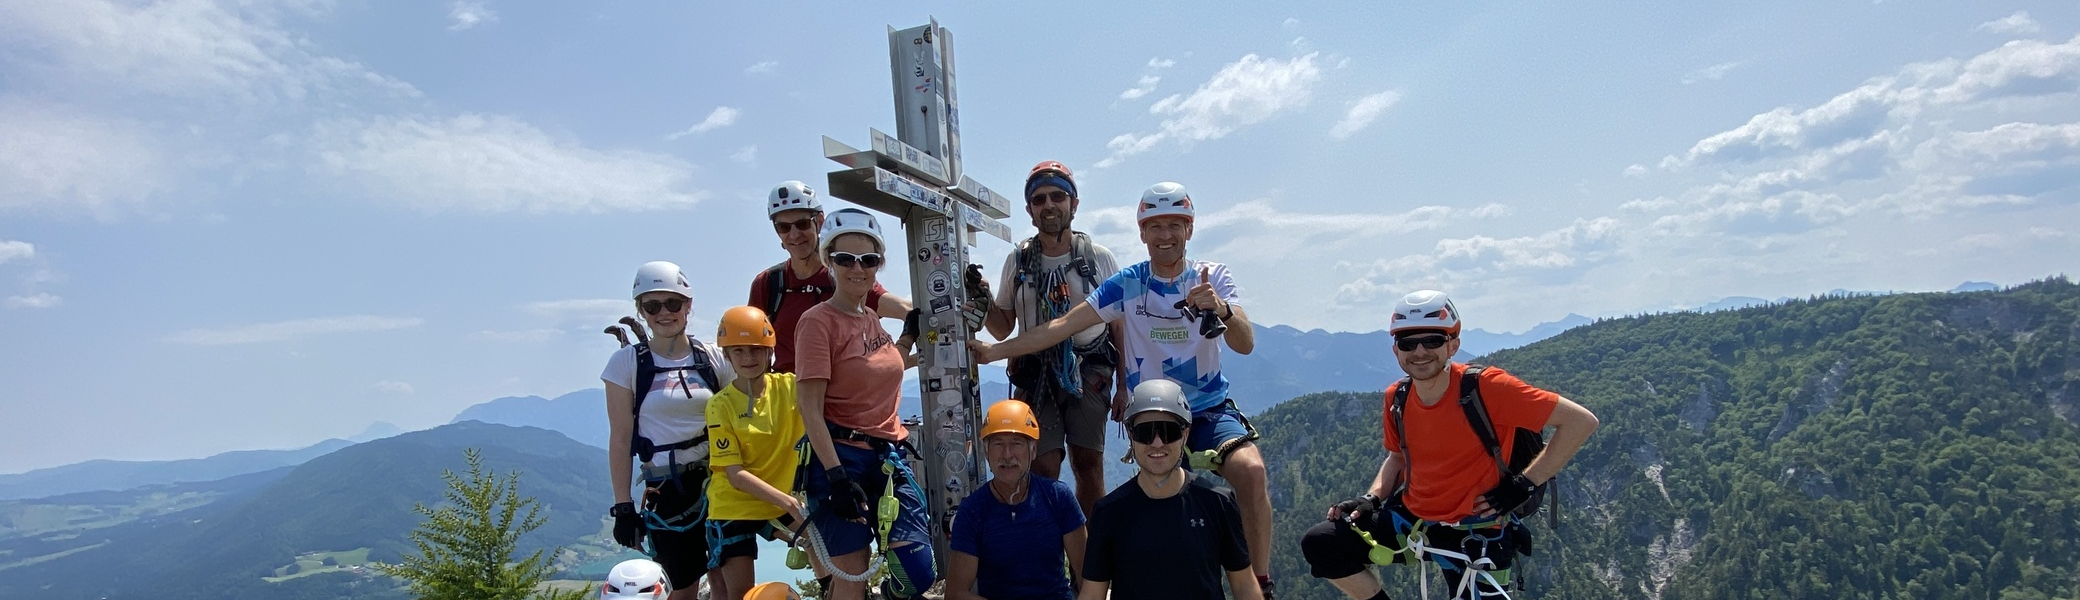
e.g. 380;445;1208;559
1300;290;1599;600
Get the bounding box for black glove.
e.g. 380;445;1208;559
964;263;992;301
963;264;993;331
1331;493;1381;521
900;307;922;340
824;466;870;522
610;501;646;550
1480;473;1538;516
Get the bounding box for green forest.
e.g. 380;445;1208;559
1257;278;2080;599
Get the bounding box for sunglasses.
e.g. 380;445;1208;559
772;217;815;234
640;298;687;315
1129;420;1185;445
828;252;884;269
1027;190;1071;206
1395;334;1451;352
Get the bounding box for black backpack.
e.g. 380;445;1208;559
628;340;722;465
1388;365;1550;520
760;261;827;318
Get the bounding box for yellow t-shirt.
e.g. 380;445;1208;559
705;371;806;521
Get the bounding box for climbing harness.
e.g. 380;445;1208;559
1348;513;1519;600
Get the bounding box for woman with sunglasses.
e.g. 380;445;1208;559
602;261;734;600
794;208;938;600
1079;379;1261;600
751;181;914;374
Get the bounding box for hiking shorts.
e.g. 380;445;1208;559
801;441;932;557
1023;360;1116;454
705;519;777;568
1300;503;1524;597
1186;399;1258;456
640;472;711;585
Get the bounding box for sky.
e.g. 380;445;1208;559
3;1;2077;474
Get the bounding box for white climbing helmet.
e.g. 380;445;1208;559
767;180;823;217
632;261;694;300
1125;379;1191;425
1137;182;1195;223
818;208;886;255
1389;290;1462;335
599;559;671;600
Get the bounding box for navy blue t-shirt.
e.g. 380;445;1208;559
950;474;1084;600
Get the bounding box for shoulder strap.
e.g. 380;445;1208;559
1015;236;1042;287
630;343;657;455
762;262;788;317
1456;365;1515;476
688;339;721;392
1389;377;1412;455
1071;231;1098;288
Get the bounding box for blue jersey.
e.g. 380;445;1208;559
950;475;1084;600
1087;260;1242;413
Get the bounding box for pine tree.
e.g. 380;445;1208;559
375;448;585;600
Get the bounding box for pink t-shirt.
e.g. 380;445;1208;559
794;302;907;442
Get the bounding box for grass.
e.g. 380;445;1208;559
261;547;374;582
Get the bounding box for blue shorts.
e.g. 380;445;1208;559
800;441;932;556
1186;399;1259;455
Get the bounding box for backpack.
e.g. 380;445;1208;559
760;261;826;319
629;340;722;465
1388;365;1550;520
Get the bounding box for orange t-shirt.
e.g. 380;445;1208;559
1381;364;1559;522
794;303;908;442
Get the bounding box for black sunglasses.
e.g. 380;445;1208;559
1026;190;1071;206
1129;420;1185;445
828;252;884;269
1395;334;1451;352
772;217;815;234
640;298;687;315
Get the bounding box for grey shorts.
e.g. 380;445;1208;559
1018;360;1115;455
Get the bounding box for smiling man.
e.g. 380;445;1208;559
1300;290;1600;600
1078;380;1259;600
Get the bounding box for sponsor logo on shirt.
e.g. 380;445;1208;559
1151;326;1190;344
1190;518;1206;527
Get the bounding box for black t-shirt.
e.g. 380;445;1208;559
1082;473;1251;600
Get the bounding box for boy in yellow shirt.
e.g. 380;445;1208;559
706;306;809;600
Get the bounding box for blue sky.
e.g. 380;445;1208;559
3;1;2077;473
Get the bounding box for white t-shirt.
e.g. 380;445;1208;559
600;341;735;466
1087;260;1242;413
996;237;1120;345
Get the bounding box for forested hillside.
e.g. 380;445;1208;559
1258;278;2080;600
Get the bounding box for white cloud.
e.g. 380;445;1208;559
0;99;170;213
1148;58;1178;69
0;0;418;104
745;61;778;74
3;292;61;309
314;114;706;213
0;240;33;264
470;329;563;342
1623;164;1649;178
165;315;424;345
1329;91;1403;139
371;380;415;394
668;107;741;139
1282;18;1301;29
1120;76;1162;100
1336;218;1624;305
1681;61;1743;85
447;1;496;32
1976;12;2040;35
524;299;636;324
730;145;758;164
1097;53;1323;168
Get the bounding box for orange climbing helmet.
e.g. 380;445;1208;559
980;401;1041;440
716;306;777;348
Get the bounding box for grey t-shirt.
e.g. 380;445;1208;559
996;236;1119;346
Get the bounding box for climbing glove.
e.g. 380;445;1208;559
825;466;870;522
609;501;646;550
1480;473;1539;517
1332;493;1381;521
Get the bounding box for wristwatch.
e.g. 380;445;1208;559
1219;302;1236;321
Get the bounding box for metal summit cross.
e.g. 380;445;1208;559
820;18;1012;558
